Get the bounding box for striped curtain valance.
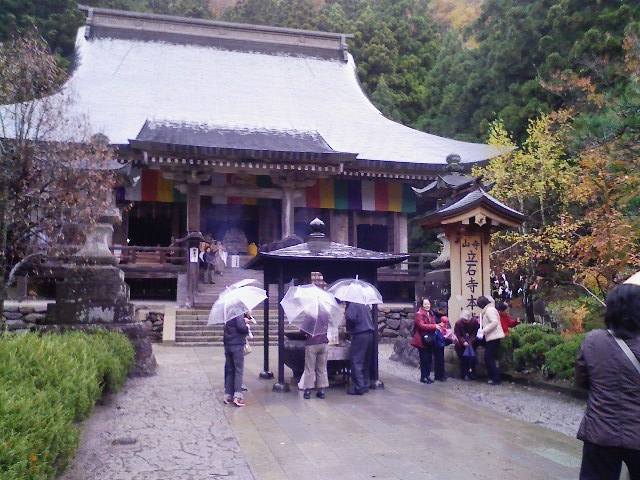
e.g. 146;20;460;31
118;171;416;213
297;179;416;213
118;169;186;203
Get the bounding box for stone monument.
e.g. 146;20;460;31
48;192;157;376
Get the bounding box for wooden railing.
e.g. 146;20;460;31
114;246;186;266
35;245;186;266
377;252;439;277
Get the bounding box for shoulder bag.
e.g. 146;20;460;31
608;330;640;375
421;331;435;347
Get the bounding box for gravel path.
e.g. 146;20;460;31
377;343;586;438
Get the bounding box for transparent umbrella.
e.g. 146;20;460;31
327;275;383;305
207;285;267;325
280;284;342;336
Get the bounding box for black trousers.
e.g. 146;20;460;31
349;331;373;392
580;442;640;480
484;338;501;382
418;344;444;380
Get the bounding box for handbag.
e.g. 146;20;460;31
476;313;484;340
462;343;475;359
421;331;435;347
243;339;252;356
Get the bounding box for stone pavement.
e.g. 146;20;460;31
60;344;583;480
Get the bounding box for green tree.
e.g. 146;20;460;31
0;0;84;62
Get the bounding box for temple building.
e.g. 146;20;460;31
50;6;508;255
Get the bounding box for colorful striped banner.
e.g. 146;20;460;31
122;170;415;212
123;169;185;203
299;179;415;213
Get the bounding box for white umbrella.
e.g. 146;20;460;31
227;278;258;289
207;285;267;325
327;275;383;305
624;271;640;286
280;284;342;336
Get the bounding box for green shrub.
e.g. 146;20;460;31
499;323;563;373
544;333;586;380
0;330;134;479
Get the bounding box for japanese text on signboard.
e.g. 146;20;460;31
460;235;483;312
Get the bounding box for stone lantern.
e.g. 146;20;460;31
48;183;156;376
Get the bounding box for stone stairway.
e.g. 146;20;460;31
174;307;291;345
175;262;288;345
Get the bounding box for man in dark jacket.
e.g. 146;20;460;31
223;312;250;407
575;280;640;479
345;302;375;395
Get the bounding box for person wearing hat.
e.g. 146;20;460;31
575;274;640;479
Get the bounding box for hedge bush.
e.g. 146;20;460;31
500;323;563;373
0;330;134;480
544;333;586;380
500;323;588;382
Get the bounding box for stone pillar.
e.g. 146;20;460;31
446;223;492;319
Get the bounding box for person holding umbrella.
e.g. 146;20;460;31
280;283;342;399
223;310;252;407
344;301;375;395
327;276;383;396
301;310;330;400
207;282;268;407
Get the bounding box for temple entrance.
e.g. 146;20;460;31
201;201;260;252
127;202;182;246
357;224;388;252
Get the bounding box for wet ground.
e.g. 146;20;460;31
59;344;585;480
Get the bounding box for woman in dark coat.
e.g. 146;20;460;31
575;280;640;479
411;298;446;383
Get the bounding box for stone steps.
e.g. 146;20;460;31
174;307;295;345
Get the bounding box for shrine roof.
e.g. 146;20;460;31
41;7;509;169
131;121;356;162
413;187;525;227
245;230;408;284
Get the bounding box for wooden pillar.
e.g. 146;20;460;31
330;210;348;244
186;183;200;233
393;213;408;269
281;188;295;238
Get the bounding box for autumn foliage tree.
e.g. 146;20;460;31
0;32;116;305
474;27;640;300
472;114;577;280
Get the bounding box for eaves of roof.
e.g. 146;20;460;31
413;188;525;227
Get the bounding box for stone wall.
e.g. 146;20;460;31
1;304;164;343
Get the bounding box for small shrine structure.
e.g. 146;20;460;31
245;219;408;392
412;155;525;317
